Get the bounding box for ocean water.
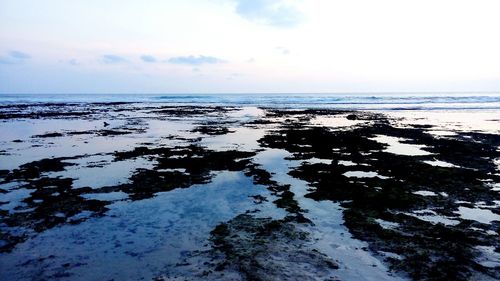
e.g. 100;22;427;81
1;93;500;110
1;94;499;280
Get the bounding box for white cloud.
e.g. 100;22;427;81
168;55;225;65
275;46;290;55
101;54;127;64
0;50;31;65
233;0;303;27
140;55;157;63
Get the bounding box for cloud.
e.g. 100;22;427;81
141;55;157;63
68;59;79;66
234;0;303;27
101;54;127;64
58;59;80;66
0;50;31;64
275;46;290;55
9;51;31;59
168;55;225;65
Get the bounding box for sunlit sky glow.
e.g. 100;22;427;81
1;0;499;93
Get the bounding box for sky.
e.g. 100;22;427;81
1;0;500;94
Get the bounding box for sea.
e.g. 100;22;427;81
1;93;500;110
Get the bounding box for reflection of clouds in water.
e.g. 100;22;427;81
386;110;500;134
0;183;32;212
310;115;366;128
251;148;402;280
455;207;500;225
343;171;390;179
201;127;266;151
0;117;198;170
370;135;432;156
0;172;282;281
48;155;156;189
406;210;460;226
0;119;106;142
423;159;460;168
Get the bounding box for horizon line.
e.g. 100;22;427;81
2;91;500;96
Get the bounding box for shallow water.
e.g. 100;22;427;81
253;148;404;281
0;172;282;280
1;103;499;280
370;135;432;156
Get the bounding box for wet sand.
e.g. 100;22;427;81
0;103;499;281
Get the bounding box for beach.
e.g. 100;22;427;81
0;99;499;281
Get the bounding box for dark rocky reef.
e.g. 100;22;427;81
152;106;235;117
167;214;339;281
191;125;234;136
258;109;500;281
5;157;77;180
208;214;339;280
0;144;258;252
111;145;255;200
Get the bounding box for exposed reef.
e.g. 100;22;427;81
205;214;338;281
259;109;500;281
0;104;499;281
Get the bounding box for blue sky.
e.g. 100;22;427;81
1;0;499;93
